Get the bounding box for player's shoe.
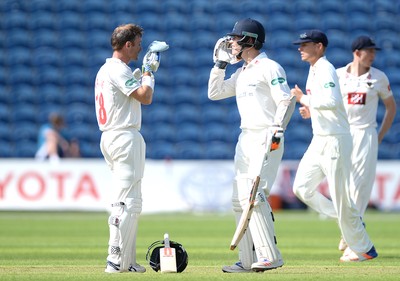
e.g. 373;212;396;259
339;246;378;262
338;237;348;251
251;258;284;272
105;260;146;273
222;261;252;273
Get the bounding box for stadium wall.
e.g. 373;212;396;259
0;159;399;213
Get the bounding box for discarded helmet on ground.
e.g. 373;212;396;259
146;240;188;273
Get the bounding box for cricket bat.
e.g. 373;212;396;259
230;136;274;250
160;233;177;273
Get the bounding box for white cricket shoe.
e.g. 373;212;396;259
105;260;146;273
339;246;378;262
251;258;284;272
338;237;348;251
222;261;252;273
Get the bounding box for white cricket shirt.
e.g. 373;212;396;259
94;58;142;132
337;64;393;129
300;56;350;135
208;52;292;130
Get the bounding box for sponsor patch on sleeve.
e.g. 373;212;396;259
125;78;137;87
324;82;335;88
271;77;286;85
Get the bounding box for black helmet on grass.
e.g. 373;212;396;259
146;240;188;273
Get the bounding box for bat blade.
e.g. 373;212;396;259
230;176;260;250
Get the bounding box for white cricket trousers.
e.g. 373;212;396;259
293;134;374;254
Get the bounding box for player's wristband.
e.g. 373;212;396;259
215;60;228;69
142;75;154;91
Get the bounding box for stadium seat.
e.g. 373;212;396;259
10;76;37;98
146;140;176;159
2;11;29;30
294;17;321;32
326;30;351;50
175;140;204;159
67;124;101;143
81;0;109;14
346;0;373;15
0;140;14;158
31;30;59;49
0;86;11;105
0;105;10;123
203;123;232;143
326;48;352;68
174;104;202;124
322;13;348;31
36;66;63;86
176;124;203;142
64;85;93;105
62;48;89;68
347;13;373;34
6;29;31;49
265;14;294;33
8;47;32;66
65;102;96;125
265;0;293;14
293;0;319;15
162;0;191;14
39;85;64;105
200;104;229;124
58;12;84;31
11;122;39;143
32;47;60;67
318;1;345;14
10;104;39;124
146;122;178;143
204;140;234;159
57;0;81;13
190;14;215;32
143;105;175;124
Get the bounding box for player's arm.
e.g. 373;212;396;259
208;37;238;100
129;71;154;105
378;95;396;144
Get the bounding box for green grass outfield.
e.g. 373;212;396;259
0;210;399;281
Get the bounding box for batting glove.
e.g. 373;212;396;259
142;51;161;73
213;37;239;69
268;126;284;151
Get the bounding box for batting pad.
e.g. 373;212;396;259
119;197;142;271
232;196;255;269
249;192;282;263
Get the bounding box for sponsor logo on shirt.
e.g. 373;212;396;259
324;82;335;88
271;77;286;85
347;92;366;105
125;78;137;87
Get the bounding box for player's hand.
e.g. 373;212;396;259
141;41;169;74
142;51;160;73
290;85;304;102
299;106;311;119
268;126;284;151
213;37;238;69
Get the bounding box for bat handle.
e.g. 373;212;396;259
164;233;170;248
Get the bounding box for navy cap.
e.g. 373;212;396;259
351;36;381;52
293;30;328;47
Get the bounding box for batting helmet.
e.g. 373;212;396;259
146;240;188;273
227;18;265;49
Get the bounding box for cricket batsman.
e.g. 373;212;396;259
208;18;295;273
94;23;168;273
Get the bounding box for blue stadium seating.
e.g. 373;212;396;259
1;0;399;159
